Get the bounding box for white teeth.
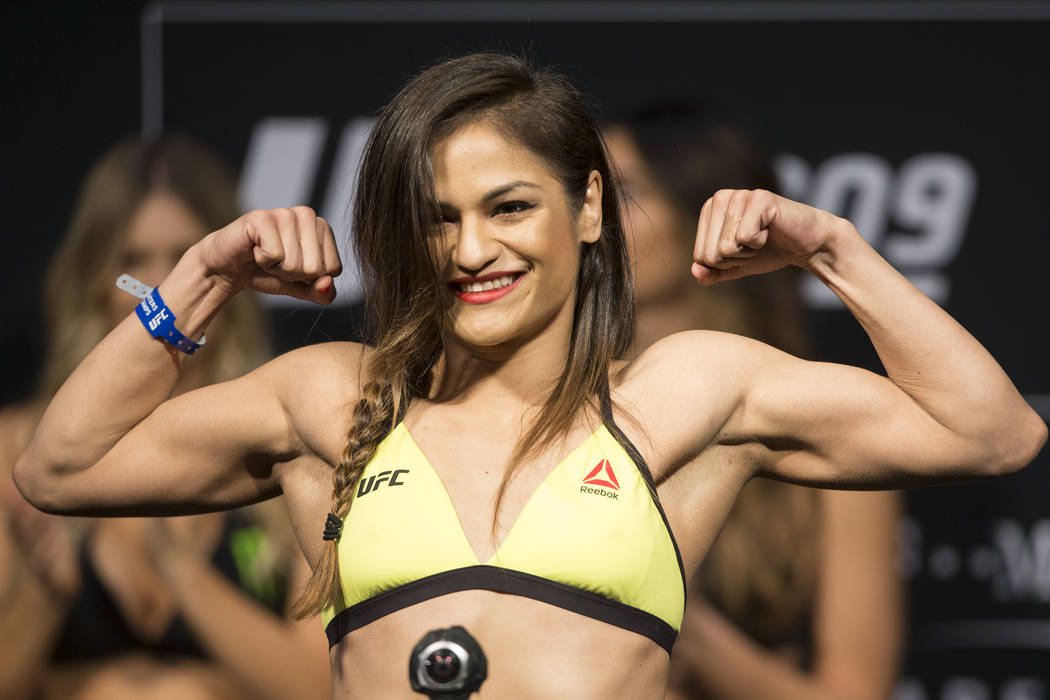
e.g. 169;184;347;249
457;274;517;294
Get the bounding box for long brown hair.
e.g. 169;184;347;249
292;53;635;618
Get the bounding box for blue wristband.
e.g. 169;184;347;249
132;284;206;355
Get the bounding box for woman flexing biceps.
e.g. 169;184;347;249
15;54;1045;699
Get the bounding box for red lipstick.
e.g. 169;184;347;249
448;271;525;304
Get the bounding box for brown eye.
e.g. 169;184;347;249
493;201;535;216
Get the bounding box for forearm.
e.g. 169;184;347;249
162;551;330;700
807;221;1045;470
0;555;70;699
813;490;903;700
15;245;233;498
675;605;881;700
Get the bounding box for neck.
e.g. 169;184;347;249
432;305;575;411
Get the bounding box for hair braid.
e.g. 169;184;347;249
290;318;440;620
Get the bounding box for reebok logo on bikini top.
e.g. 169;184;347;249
580;460;620;499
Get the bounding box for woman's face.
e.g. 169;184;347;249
430;120;602;352
106;192;208;328
604;128;695;307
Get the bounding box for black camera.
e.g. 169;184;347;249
408;625;487;700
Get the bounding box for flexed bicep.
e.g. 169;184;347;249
15;342;358;518
730;349;998;488
13;205;350;518
630;330;1015;491
18;366;288;516
666;189;1044;487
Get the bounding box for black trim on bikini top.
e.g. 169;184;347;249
599;387;689;600
326;387;687;653
325;565;678;654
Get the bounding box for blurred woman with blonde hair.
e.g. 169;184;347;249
0;134;330;699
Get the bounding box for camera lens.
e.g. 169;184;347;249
409;626;486;698
423;648;461;683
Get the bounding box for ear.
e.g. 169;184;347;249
577;170;603;244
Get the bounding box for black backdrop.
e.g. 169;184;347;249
4;2;1049;697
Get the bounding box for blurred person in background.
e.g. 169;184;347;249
606;104;903;700
0;135;330;700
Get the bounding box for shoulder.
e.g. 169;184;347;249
259;340;367;390
610;331;788;475
252;341;368;465
614;330;772;404
261;338;368;404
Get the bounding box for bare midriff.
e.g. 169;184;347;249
329;589;670;699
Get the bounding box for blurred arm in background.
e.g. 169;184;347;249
669;488;901;700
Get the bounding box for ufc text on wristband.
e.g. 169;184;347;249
118;274;206;355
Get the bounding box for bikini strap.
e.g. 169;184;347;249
599;382;657;492
599;380;688;598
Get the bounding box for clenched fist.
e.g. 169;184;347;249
691;189;845;285
199;206;343;304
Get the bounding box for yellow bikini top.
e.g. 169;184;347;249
322;401;686;653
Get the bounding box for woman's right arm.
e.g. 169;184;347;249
13;207;344;517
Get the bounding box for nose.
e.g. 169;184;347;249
451;214;500;275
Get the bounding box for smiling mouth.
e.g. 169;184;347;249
451;273;520;293
448;271;525;303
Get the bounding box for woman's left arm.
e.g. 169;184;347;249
655;190;1046;486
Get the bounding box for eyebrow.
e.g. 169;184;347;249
438;181;540;208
